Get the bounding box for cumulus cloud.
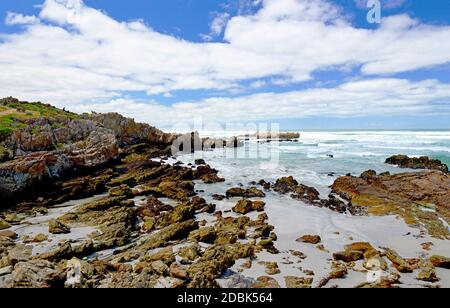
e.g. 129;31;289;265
62;78;450;127
5;12;39;25
0;0;450;125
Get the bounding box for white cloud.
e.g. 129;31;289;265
63;78;450;127
0;0;450;125
5;12;39;25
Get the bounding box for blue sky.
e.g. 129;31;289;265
1;0;450;130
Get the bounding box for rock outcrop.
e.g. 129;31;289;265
386;155;448;173
332;170;450;239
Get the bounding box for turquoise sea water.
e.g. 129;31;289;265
191;131;450;194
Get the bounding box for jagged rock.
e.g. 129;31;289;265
332;171;450;239
245;187;266;198
108;184;133;198
260;262;280;275
225;273;255;288
417;260;439;282
333;251;364;262
178;243;201;263
251;201;266;212
284;276;313;288
143;247;175;265
272;176;298;194
386;155;448;173
5;260;64;288
48;220;71;234
8;245;32;264
291;184;320;203
226;187;265;198
158;181;195;201
212;194;226;201
226;187;246;198
88;112;175;147
0;127;119;206
385;248;413;273
194;159;206;165
189;227;217;244
36;241;73;262
201;173;225;184
252;276;281;288
360;170;377;179
169;263;188;279
186;243;254;288
32;234;48;243
0;219;11;231
345;242;379;259
430;255;450;269
233;199;254;215
296;235;321;244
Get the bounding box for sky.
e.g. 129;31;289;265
0;0;450;130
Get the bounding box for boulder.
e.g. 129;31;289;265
386;155;448;173
0;230;17;239
333;251;364;262
284;276;313;288
189;226;217;244
417;261;439;282
108;184;133;198
48;220;71;234
296;235;321;244
233;199;254;215
251;201;266;212
430;255;450;269
331;171;450;239
252;276;281;288
385;249;413;273
0;219;10;231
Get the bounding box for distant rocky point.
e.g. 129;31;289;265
386;154;449;173
254;132;300;140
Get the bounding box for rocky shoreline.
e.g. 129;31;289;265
0;98;449;288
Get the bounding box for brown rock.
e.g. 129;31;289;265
0;230;17;239
251;201;266;212
233;199;254;215
252;276;281;288
296;235;321;244
48;220;71;234
333;251;364;262
430;255;450;269
284;276;313;288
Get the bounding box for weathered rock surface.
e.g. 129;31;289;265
296;235;321;244
332;170;450;239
